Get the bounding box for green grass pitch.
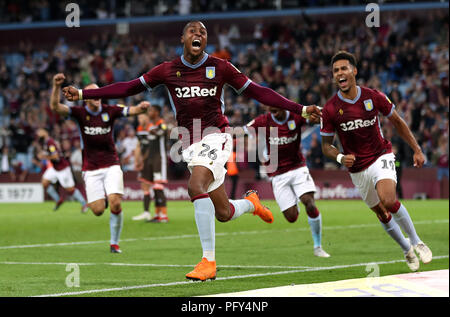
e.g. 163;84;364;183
0;199;448;297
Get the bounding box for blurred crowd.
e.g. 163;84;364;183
0;9;448;182
1;0;378;23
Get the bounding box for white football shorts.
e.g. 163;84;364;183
82;165;124;203
350;152;397;208
182;133;232;193
42;166;75;189
271;166;317;212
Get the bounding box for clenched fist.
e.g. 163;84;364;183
342;154;356;168
53;73;65;87
302;105;322;122
62;86;79;101
137;101;150;113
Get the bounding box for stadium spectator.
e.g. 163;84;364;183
1;146;10;173
307;133;324;169
434;135;449;181
118;125;138;172
0;9;448;182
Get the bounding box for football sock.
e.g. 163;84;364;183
307;213;322;248
46;185;60;202
71;188;86;206
390;202;421;246
192;194;215;262
143;192;151;213
228;199;254;220
380;216;410;253
154;189;167;207
110;209;123;246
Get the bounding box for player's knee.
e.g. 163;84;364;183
91;206;104;216
380;196;397;211
376;210;390;223
283;208;299;223
371;204;390;222
213;201;231;222
65;187;75;195
109;202;121;213
216;212;230;223
187;182;207;199
107;195;122;211
300;194;315;210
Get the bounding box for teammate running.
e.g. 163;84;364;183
50;73;149;253
320;51;432;271
247;106;330;258
36;128;88;213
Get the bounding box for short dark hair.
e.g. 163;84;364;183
182;21;206;35
151;104;162;114
331;51;357;67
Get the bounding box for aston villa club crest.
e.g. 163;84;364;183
288;120;296;130
176;71;181;77
206;67;215;79
339;109;343;115
364;99;374;111
101;113;110;122
86;115;90;121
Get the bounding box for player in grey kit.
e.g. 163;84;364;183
50;73;149;253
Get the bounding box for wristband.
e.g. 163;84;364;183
78;89;83;100
301;106;309;118
336;153;344;164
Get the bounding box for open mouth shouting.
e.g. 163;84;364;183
191;39;202;51
338;76;349;90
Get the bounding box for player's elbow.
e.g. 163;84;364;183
321;144;330;157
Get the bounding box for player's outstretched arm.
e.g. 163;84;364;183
50;73;70;116
62;78;145;101
128;101;150;116
388;110;425;168
321;135;355;168
243;82;321;119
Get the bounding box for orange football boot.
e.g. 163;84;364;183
244;190;274;223
186;258;217;281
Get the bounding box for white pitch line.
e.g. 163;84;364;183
0;261;312;270
0;219;447;250
31;255;449;297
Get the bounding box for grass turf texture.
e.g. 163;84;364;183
0;199;448;297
